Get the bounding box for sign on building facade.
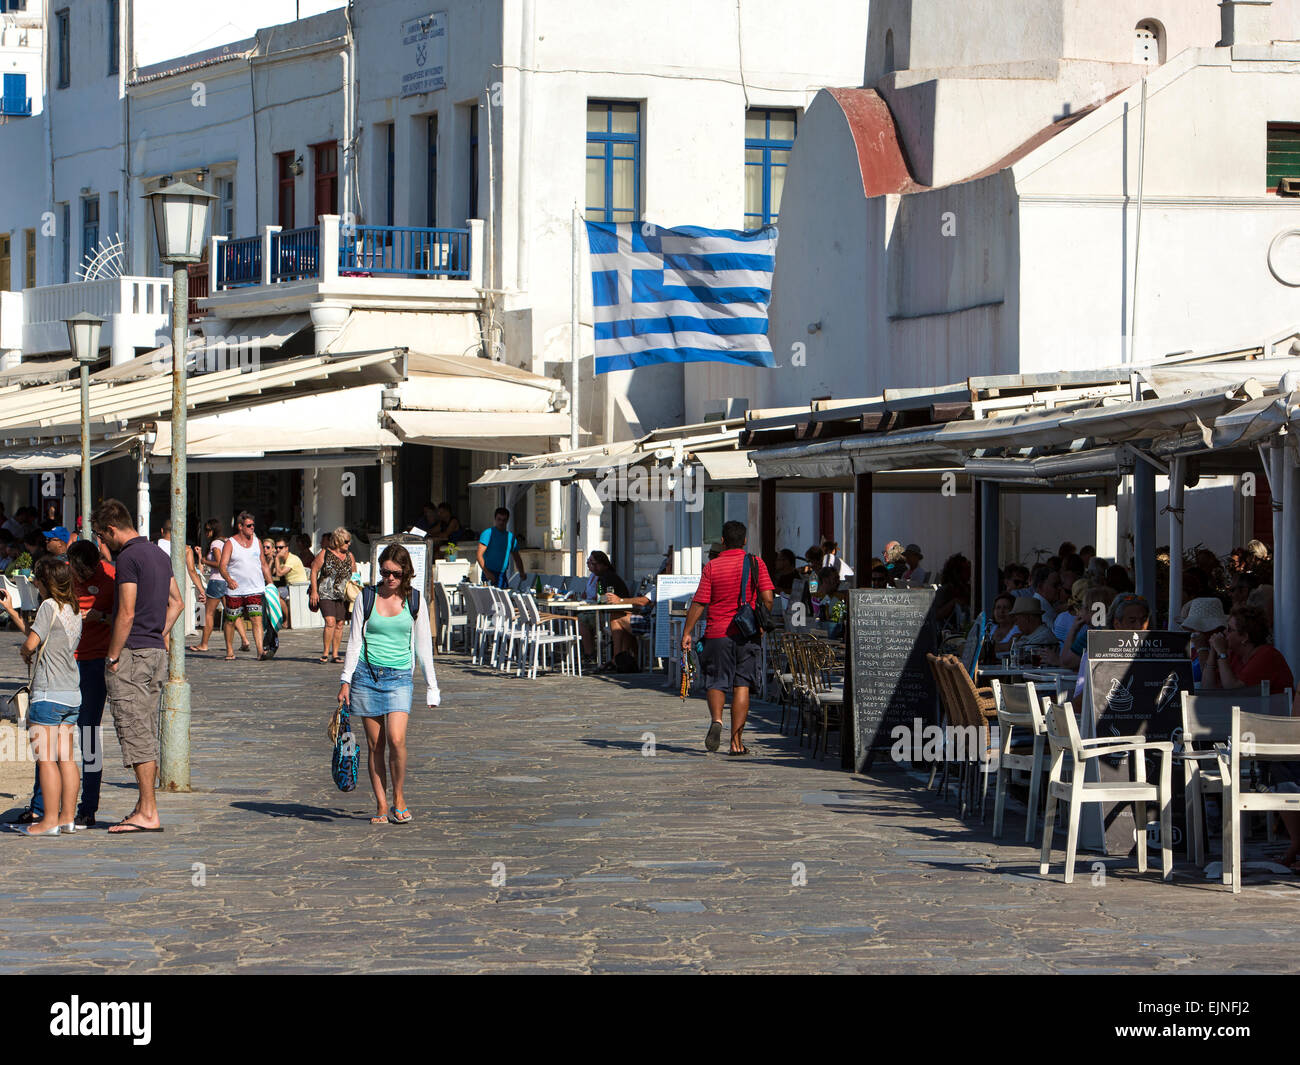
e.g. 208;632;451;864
400;12;448;98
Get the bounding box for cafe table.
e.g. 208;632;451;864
540;598;632;670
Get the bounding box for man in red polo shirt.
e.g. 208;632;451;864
682;521;774;755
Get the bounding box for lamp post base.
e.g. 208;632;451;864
159;679;192;792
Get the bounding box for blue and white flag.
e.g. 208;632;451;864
585;221;778;374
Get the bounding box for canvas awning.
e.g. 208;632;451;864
0;437;136;472
384;409;574;453
0;358;77;386
99;314;311;382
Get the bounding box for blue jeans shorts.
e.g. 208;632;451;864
349;664;413;718
27;699;80;727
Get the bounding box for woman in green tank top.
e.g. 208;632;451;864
338;544;440;825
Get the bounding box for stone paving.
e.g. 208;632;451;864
0;628;1298;974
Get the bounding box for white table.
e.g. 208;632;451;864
543;600;633;670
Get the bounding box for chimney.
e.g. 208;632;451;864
1220;0;1272;47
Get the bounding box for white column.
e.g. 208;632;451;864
318;215;339;283
1094;481;1119;563
1281;448;1300;678
62;473;76;530
136;448;151;536
262;225;280;286
379;450;395;535
316;467;346;545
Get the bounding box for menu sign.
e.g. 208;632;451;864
1085;630;1193;855
848;588;939;771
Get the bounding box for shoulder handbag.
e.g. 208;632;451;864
6;617;52;725
731;554;776;640
330;699;359;792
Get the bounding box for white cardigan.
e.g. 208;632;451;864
339;589;440;706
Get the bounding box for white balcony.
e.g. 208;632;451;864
12;276;173;363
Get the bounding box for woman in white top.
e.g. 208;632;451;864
190;518;248;653
1;556;83;836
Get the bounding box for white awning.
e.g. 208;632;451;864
385;409;573;453
0;358;77;386
101;315;311;382
0;437;135;472
695;450;756;485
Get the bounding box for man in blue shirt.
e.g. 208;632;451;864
476;507;526;587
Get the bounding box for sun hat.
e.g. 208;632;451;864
1011;596;1044;616
1178;596;1230;632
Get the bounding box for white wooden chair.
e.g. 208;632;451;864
1222;706;1300;893
1178;686;1291;867
1039;700;1174;883
990;679;1051;843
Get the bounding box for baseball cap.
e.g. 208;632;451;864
46;526;71;543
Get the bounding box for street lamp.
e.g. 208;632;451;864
143;179;214;793
65;312;103;544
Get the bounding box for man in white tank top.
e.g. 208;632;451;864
218;511;274;660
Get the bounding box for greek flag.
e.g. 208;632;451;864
585;221;778;374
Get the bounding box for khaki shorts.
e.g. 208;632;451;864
106;647;166;768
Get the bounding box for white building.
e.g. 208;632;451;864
701;0;1300;570
0;0;868;580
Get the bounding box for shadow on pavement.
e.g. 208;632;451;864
229;800;357;822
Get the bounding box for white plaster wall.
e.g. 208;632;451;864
0;114;46;292
0;18;44;116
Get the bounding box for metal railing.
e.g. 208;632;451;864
186;262;208;322
218;235;262;288
339;224;471;279
0;96;32;117
272;225;320;283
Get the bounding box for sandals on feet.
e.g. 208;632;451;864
370;814;389;824
727;746;751;757
390;808;412;824
704;722;722;752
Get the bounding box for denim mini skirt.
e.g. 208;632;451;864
27;699;80;727
349;664;414;718
206;577;229;598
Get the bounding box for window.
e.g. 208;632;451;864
59;203;69;282
426;115;438;227
0;234;10;291
216;177;234;236
55;9;70;89
276;151;296;228
585;101;640;223
81;195;100;272
1267;124;1300;192
744;108;796;227
1134;19;1165;66
107;0;119;76
467;105;478;220
24;228;35;287
312;140;338;220
1;73;27;116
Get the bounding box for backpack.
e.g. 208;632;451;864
359;585;422;680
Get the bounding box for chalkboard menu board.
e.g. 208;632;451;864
1084;629;1193;856
848;588;939;771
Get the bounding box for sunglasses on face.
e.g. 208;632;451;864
380;568;402;580
276;544;287;550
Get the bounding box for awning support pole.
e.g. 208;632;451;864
1134;457;1157;608
1167;456;1185;628
1272;441;1288;673
569;203;581;579
379;448;395;536
758;478;776;569
853;472;872;589
979;481;1000;618
1281;446;1300;681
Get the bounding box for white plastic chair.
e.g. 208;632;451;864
1039;700;1174;884
990;679;1052;843
512;592;582;679
1178;686;1291;867
1221;705;1300;893
434;582;467;653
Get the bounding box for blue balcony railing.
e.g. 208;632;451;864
211;221;473;290
272;225;320;282
217;234;262;288
0;96;31;117
339;224;471;280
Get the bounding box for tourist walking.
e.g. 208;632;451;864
680;521;774;756
311;527;356;663
475;507;526;588
190;518;241;653
18;541;116;828
2;556;83;836
92;499;184;833
219;511;274;661
337;544;439;824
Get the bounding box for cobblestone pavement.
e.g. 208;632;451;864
0;628;1297;974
